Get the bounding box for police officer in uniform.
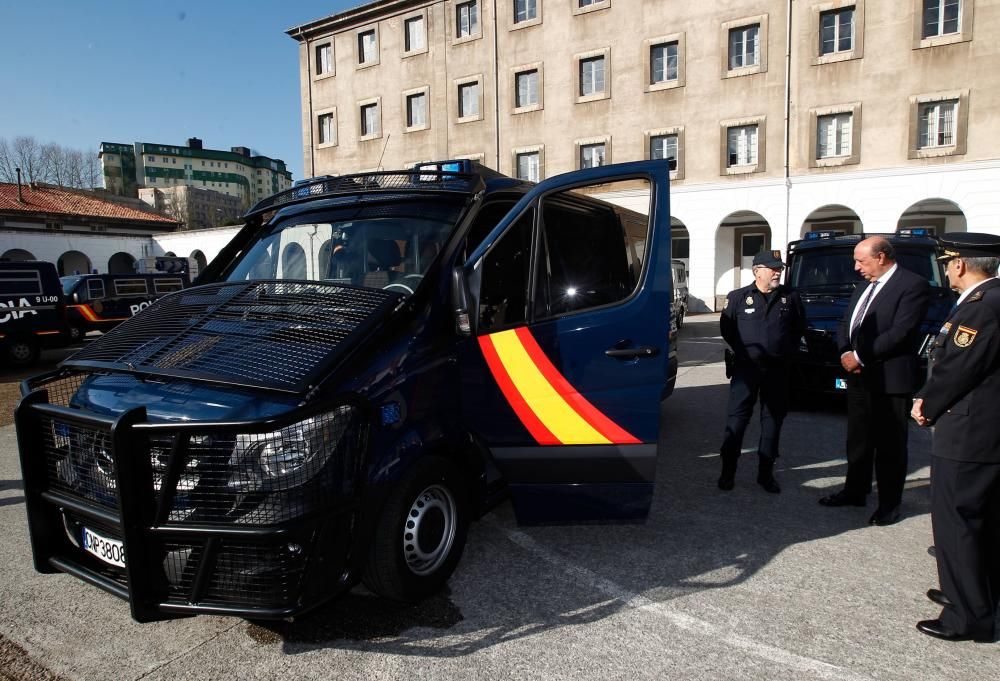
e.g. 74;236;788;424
910;233;1000;642
718;250;806;492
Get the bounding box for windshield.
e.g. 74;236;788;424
60;276;82;296
790;247;944;289
225;199;465;294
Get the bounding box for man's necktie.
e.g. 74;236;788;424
851;281;878;340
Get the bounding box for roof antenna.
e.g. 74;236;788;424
376;132;391;171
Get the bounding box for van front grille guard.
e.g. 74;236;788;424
15;388;368;621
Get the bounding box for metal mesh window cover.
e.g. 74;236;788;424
65;281;399;393
25;370;89;407
39;415;119;510
147;406;364;525
162;541;308;607
247;171;477;217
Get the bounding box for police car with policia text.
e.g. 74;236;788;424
0;260;70;367
785;229;955;394
16;159;677;621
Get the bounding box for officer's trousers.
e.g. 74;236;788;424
720;362;789;461
931;457;1000;640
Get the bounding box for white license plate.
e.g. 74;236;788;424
834;378;847;390
82;527;126;568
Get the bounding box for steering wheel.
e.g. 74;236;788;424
382;274;424;295
383;282;415;294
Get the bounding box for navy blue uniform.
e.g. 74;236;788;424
720;283;806;462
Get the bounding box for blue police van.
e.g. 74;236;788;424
0;260;70;368
16;160;677;621
786;230;955;394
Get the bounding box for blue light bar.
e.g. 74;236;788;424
897;228;933;237
413;160;472;175
805;230;839;240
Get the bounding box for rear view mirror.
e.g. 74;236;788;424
451;267;472;337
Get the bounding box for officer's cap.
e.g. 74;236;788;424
752;250;785;269
937;232;1000;261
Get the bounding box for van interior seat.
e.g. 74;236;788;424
362;239;403;289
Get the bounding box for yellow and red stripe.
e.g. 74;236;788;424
69;304;128;323
478;327;639;446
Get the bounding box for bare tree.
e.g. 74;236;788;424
0;136;102;189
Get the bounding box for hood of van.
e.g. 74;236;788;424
62;280;402;396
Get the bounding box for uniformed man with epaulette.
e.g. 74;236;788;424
910;232;1000;643
718;250;806;493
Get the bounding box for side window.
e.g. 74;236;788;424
477;210;534;332
533;186;648;318
86;279;105;300
114;279;149;296
464;200;519;259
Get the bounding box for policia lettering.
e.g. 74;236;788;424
719;251;806;493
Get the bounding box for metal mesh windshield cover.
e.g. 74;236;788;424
64;281;399;393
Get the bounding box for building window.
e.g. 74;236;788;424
514;0;537;23
650;42;678;84
579;142;606;168
315;43;333;76
317;111;336;146
579;56;605;97
727;125;758;167
404;15;426;52
515;69;539;108
820;7;854;54
574;0;610;12
457;1;478;38
516;151;541;181
918;99;958;148
728;24;759;70
358;29;377;65
360;102;380;137
406;92;427;128
922;0;960;37
650;134;678;169
817;113;852;158
458;81;481;118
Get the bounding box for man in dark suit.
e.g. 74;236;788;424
819;236;930;525
911;233;1000;643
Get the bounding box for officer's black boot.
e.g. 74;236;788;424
757;456;781;494
718;455;737;491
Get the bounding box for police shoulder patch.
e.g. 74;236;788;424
969;291;985;303
954;325;978;348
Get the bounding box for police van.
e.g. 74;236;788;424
61;273;189;340
16;160;676;621
0;260;69;367
786;229;955;393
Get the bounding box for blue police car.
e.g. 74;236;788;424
16;160;677;621
786;229;955;394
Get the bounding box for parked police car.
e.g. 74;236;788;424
0;260;69;367
61;273;189;340
786;230;955;394
16;160;677;621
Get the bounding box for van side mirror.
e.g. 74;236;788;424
451;267;473;337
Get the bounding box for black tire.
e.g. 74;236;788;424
68;325;84;342
676;308;685;329
363;456;469;602
5;338;40;368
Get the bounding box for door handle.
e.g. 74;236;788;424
605;346;660;359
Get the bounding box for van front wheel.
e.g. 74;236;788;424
363;457;469;602
5;338;40;367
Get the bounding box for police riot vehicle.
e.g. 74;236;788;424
786;229;955;393
16;160;677;621
61;272;189;341
0;260;69;367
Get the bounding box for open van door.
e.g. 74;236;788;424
459;161;672;524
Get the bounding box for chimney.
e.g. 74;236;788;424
230;146;251;158
15;168;24;202
188;137;203;150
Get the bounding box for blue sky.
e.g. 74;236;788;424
1;1;362;181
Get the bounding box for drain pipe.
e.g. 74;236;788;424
294;27;316;178
783;0;793;249
492;0;501;171
16;167;23;202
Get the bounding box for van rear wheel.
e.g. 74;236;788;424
363;457;469;602
5;338;40;367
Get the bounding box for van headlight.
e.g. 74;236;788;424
227;405;354;493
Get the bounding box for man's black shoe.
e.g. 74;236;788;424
869;506;901;526
926;588;954;607
818;490;865;507
718;457;737;491
718;473;735;491
756;458;780;494
916;619;993;642
927;545;936;558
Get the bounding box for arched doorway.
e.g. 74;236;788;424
57;250;92;276
897;198;967;234
190;249;208;273
2;248;35;261
800;204;862;237
281;243;307;279
714;211;772;309
671;218;690;269
108;252;136;274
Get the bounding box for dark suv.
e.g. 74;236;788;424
16;160;677;622
786;230;955;394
